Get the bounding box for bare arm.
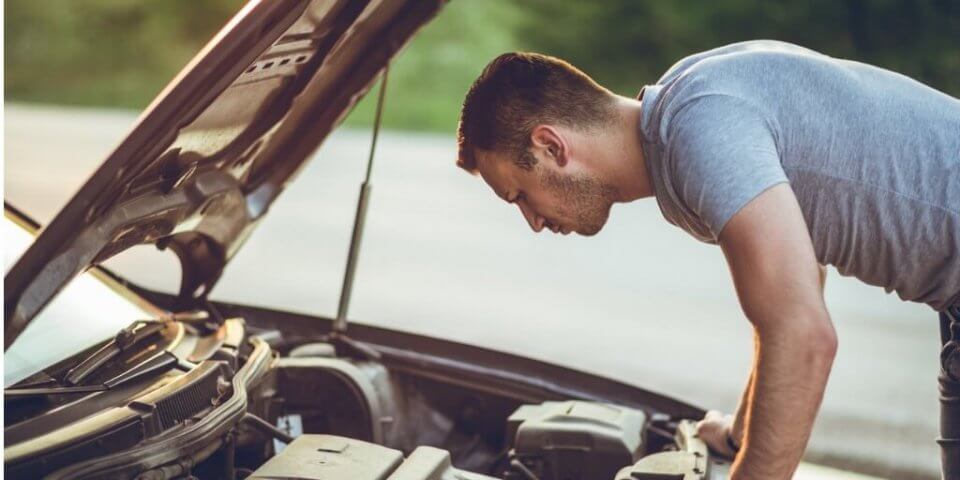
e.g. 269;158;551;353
719;184;838;479
731;338;756;446
727;267;824;449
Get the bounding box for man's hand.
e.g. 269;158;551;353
696;410;739;459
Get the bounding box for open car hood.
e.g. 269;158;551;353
5;0;446;348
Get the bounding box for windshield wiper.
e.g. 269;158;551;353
5;351;179;399
5;310;210;399
5;384;108;397
63;319;168;386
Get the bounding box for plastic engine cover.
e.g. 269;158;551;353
507;401;647;480
615;421;720;480
248;435;496;480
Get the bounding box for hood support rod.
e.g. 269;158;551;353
334;65;389;334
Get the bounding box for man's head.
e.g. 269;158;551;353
457;52;622;236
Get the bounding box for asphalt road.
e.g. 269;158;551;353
4;104;943;479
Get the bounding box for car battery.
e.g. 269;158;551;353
506;400;647;480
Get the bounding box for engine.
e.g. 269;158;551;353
246;387;724;480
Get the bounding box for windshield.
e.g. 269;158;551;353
3;215;155;387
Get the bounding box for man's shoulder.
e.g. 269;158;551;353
651;40;835;129
658;40;825;85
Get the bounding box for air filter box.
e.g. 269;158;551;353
506;401;647;480
247;435;497;480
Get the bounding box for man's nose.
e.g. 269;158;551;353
517;201;544;232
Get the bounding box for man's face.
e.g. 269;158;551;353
475;147;617;236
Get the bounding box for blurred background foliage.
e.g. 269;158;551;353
6;0;960;132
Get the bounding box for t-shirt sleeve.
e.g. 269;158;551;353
665;94;788;239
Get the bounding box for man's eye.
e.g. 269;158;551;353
515;193;525;203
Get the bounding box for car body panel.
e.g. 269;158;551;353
4;0;446;347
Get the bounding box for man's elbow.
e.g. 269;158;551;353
754;308;838;367
791;312;838;375
806;318;838;367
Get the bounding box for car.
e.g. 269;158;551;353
3;1;878;479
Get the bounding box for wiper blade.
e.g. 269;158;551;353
5;351;179;399
5;384;107;398
5;311;210;399
63;319;167;386
9;376;58;390
103;350;178;388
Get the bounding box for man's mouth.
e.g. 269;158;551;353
542;219;570;235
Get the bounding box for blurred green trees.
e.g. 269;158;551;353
518;0;960;98
6;0;959;132
5;0;241;107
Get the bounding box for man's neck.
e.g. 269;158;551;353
600;95;654;202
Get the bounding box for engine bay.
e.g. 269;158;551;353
242;342;726;480
4;310;729;479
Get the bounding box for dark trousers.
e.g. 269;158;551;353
939;305;960;479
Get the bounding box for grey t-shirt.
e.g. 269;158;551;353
638;40;960;311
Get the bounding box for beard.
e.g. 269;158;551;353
538;167;617;236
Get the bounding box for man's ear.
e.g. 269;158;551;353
530;125;568;167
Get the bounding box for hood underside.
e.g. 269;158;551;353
5;0;446;348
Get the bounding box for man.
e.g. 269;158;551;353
455;41;959;479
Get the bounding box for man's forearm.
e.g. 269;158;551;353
731;315;837;479
732;337;758;446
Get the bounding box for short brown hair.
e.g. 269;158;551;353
457;52;617;174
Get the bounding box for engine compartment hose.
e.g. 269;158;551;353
241;413;295;444
509;459;541;480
